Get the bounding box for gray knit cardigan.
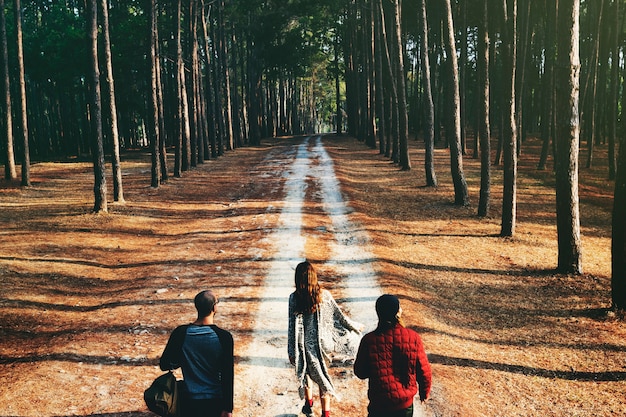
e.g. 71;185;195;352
288;289;363;398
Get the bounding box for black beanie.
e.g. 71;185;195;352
376;294;400;321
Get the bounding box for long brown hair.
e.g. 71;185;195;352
293;261;322;314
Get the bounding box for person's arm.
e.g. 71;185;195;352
353;335;370;379
288;293;296;364
159;325;188;371
327;290;363;332
215;327;235;413
414;334;432;401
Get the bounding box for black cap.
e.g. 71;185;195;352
376;294;400;321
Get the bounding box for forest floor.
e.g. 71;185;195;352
0;133;624;417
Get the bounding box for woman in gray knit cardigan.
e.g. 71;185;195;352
288;261;363;417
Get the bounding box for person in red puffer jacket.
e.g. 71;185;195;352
354;294;432;417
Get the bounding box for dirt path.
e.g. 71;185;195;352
233;136;428;417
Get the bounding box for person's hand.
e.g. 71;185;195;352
220;411;232;417
289;356;295;365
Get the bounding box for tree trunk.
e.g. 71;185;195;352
555;0;583;274
459;0;467;155
201;0;218;156
608;0;620;180
149;0;161;188
14;0;28;186
478;0;491;217
420;0;436;187
612;138;626;309
365;2;376;149
501;0;518;236
443;0;469;205
335;28;342;136
391;0;410;170
538;0;557;171
88;0;107;213
173;0;183;177
585;0;604;169
155;0;168;182
377;0;396;160
218;0;234;151
188;0;199;167
373;5;386;155
101;0;122;199
0;0;15;180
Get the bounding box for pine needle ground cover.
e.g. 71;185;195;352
0;134;622;417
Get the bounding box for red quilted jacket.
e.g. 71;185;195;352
354;323;432;412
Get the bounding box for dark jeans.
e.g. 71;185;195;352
369;404;413;417
181;398;224;417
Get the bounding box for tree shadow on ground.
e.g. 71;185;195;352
429;353;626;382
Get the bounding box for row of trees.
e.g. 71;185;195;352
0;0;624;308
346;0;580;266
341;0;625;309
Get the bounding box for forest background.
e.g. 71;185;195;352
0;0;626;414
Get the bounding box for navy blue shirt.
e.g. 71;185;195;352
160;324;234;412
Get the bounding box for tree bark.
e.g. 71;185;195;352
538;0;557;171
420;0;436;187
500;0;518;236
335;28;343;136
101;0;123;199
0;0;15;180
88;0;107;213
585;0;604;169
14;0;29;186
478;0;491;217
155;0;168;182
442;0;469;205
377;0;399;164
391;0;410;170
373;5;386;155
149;0;161;188
555;0;583;274
174;0;183;177
608;0;620;180
612;138;626;309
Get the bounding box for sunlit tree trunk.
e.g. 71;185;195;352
420;0;436;187
538;0;557;171
443;0;469;205
88;0;107;213
173;0;183;177
155;0;168;182
14;0;29;186
373;5;386;154
612;138;626;309
608;0;620;180
189;0;199;166
555;0;582;274
0;0;15;180
335;28;342;136
149;0;161;188
365;1;376;149
200;0;218;156
478;0;491;217
377;0;399;164
101;0;122;199
391;0;410;170
500;0;518;236
218;0;234;151
585;0;604;169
